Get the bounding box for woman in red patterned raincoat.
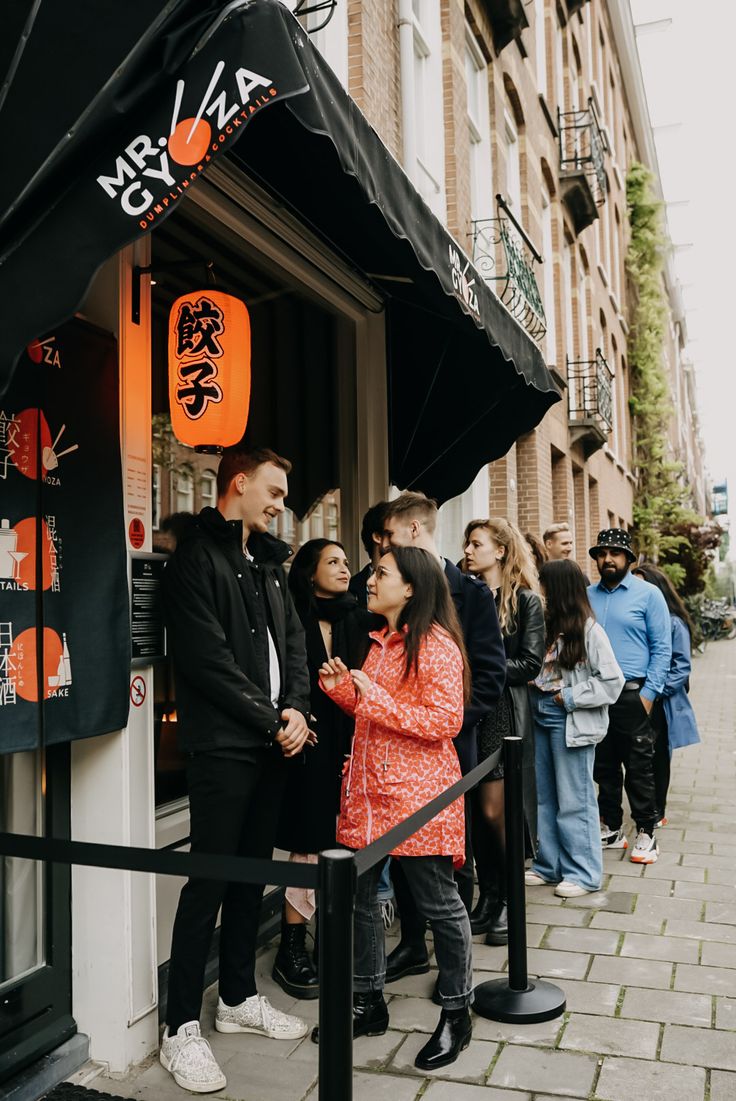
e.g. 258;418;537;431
314;546;474;1072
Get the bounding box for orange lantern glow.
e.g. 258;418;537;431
168;289;251;451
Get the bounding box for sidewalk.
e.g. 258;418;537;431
80;637;736;1101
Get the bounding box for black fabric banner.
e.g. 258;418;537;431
0;318;129;753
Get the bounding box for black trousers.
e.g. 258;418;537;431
166;749;286;1033
650;699;670;820
390;791;474;944
594;688;657;835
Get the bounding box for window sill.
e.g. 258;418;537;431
597;262;609;288
609;289;621;315
539;93;558;138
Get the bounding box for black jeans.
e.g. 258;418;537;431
650;699;670;821
358;856;473;1009
390;790;474;940
166;749;286;1033
594;688;657;835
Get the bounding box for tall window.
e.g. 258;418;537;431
554;18;565;111
283;0;348;87
173;467;194;514
612;208;622;302
152;464;162;530
562;239;574;365
200;469;216;511
534;0;547;98
504;110;522;219
578;257;589;361
541;189;557;365
410;0;446;220
465;32;493;222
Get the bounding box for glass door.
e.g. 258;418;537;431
0;745;73;1084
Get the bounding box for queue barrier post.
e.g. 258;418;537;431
318;848;356;1101
473;735;566;1023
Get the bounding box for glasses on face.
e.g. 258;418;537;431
373;564;396;580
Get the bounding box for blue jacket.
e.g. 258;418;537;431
663;615;700;753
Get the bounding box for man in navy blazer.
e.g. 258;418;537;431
379;491;507;984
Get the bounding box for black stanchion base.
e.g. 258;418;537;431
473;978;566;1024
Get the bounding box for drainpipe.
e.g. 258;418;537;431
398;0;417;184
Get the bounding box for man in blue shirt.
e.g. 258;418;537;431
588;529;672;864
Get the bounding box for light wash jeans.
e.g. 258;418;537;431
531;691;602;892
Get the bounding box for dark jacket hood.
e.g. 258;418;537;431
191;507;293;566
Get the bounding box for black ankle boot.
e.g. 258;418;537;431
485;901;508;946
311;991;389;1044
414;1007;472;1070
272;922;319;1000
385;939;430;983
469;891;496;935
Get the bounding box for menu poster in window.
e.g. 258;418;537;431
0;317;130;753
131;553;167;666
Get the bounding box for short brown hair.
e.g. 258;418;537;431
543;522;571;543
384;491;438;534
216;446;292;498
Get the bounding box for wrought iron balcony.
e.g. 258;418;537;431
472;196;546;343
567;350;613;454
557;99;609;234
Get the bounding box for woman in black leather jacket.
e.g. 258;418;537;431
463;518;544;944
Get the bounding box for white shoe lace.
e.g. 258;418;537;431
634;831;654;851
258;996;298;1034
168;1033;221;1080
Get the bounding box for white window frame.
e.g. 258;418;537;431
554;18;565;111
280;1;348;87
541;189;557;366
173;466;194;514
410;0;446;221
200;468;217;511
152;464;162;530
465;30;493;223
563;240;574;364
504;110;522;221
535;0;547;99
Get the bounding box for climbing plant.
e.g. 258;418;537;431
625;161;691;567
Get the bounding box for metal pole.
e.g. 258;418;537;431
503;736;528;992
318;849;356;1101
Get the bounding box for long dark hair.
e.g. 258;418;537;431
390;546;471;703
539;559;593;669
633;562;696;638
288;538;348;619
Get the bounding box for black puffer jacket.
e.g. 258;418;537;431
161;507;310;755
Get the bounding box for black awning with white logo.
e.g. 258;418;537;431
0;0;560;503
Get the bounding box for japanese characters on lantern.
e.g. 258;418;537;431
168;290;251;450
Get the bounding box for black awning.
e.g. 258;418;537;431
0;0;559;503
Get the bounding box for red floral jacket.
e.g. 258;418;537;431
323;625;466;866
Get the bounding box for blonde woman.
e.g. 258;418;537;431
463;518;544;945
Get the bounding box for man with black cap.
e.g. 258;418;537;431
587;528;672;864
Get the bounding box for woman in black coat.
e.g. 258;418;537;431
463;518;544;945
272;538;373;999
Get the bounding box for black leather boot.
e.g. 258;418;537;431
414;1007;472;1070
272;921;319;1000
385;939;430;983
311;991;389;1044
469;891;496;935
485;900;508;946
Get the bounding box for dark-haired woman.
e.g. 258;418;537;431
314;547;472;1071
632;562;700;826
273;539;372;999
526;560;624;897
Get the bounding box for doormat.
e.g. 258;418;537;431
43;1086;128;1100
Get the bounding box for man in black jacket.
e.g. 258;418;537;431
159;447;312;1095
380;492;506;991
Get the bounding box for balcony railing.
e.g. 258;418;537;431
472;196;546;343
567;350;613;453
558;99;608;207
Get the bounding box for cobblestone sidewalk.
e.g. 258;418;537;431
81;637;736;1101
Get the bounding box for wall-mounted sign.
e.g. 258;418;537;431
168;290;251;451
130;552;167;667
0;318;130;753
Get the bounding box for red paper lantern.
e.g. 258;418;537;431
168;289;251;451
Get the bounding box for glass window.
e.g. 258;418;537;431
152;464;162;530
412;0;446;220
535;0;547;98
541;189;557;365
504;111;522;220
465;32;493;222
200;469;216;511
1;751;44;986
174;467;194;513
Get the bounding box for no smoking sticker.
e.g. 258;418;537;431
130;675;146;707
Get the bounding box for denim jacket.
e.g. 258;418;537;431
662;615;700;752
560;620;625;747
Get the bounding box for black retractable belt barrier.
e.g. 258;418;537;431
473;736;566;1023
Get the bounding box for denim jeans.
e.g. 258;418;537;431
354;855;473;1009
531;691;602;892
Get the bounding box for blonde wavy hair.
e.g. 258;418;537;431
463;517;540;632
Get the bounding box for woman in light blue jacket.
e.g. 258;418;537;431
526;560;624;898
632;563;700;826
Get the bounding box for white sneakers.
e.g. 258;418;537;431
161;997;308;1093
630;830;659;864
215;993;308;1040
160;1022;226;1094
600;824;628;849
525;871;558;886
554;881;595;898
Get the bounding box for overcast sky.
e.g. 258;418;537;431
629;0;735;549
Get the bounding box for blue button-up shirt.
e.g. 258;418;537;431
588;572;672;701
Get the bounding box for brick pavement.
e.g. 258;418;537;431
81;637;736;1100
